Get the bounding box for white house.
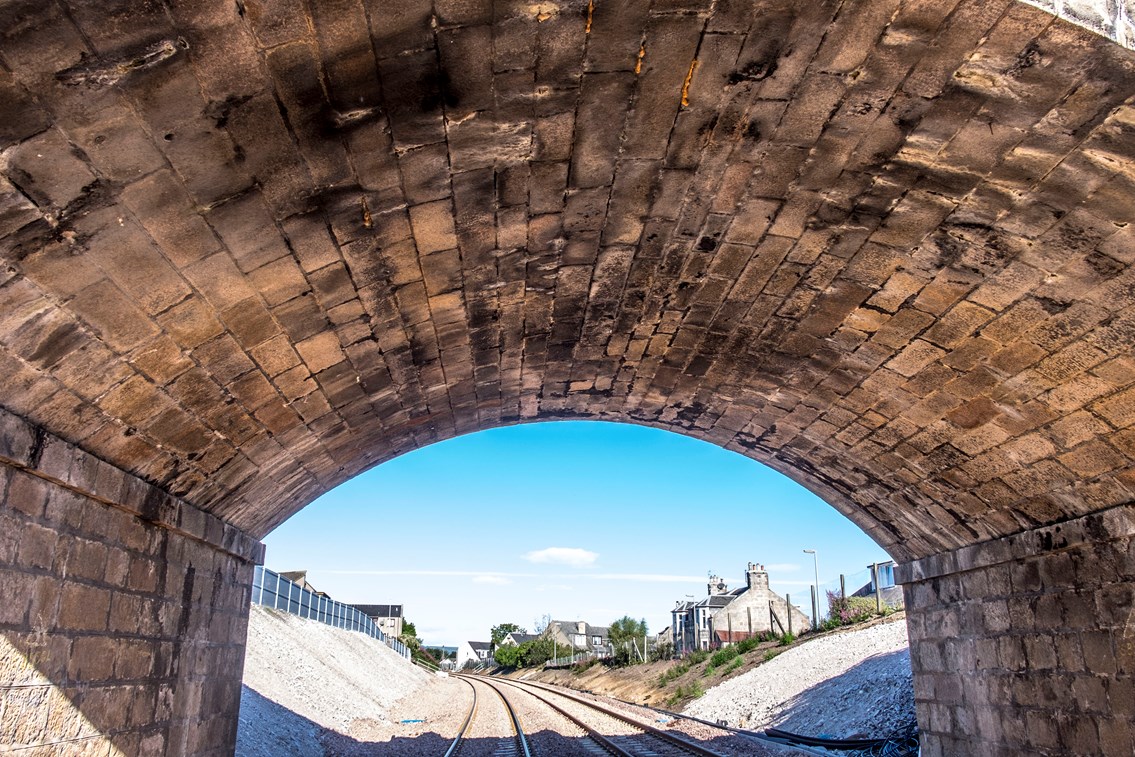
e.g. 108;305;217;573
456;640;492;669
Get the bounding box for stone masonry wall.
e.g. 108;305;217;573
0;407;262;756
898;505;1135;756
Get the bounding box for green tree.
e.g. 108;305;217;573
608;616;649;666
494;644;521;667
490;622;524;647
400;619;421;651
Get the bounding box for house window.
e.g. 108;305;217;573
592;635;601;644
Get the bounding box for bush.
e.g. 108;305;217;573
668;681;706;706
658;662;690;685
734;636;761;654
725;657;744;674
650;641;674;662
571;657;598;674
494;644;521;667
778;632;795;646
826;591;878;625
710;647;739;667
685;650;709;665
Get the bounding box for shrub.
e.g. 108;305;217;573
658;662;690;685
710;647;739;667
763;649;781;662
778;632;795;646
734;637;761;654
571;658;598;674
725;657;743;674
826;591;878;625
686;650;709;664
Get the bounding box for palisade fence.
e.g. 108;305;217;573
251;566;410;659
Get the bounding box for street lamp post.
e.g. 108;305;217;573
803;549;820;630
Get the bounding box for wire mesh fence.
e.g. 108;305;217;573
251;566;410;659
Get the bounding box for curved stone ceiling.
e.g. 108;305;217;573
2;0;1135;561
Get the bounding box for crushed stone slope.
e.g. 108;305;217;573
685;616;914;739
237;605;431;757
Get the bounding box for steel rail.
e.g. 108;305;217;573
444;676;478;757
474;675;633;757
494;677;730;757
453;675;533;757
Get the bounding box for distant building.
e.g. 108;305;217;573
545;620;610;655
851;561;903;608
656;626;672;646
672;564;810;654
278;570;326;596
355;604;404;638
456;640;492;669
500;632;541;646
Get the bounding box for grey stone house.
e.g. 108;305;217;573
672;563;810;654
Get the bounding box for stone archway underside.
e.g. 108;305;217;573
3;0;1135;561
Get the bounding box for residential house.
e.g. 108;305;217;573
671;564;810;654
500;632;541;646
545;620;610;655
708;563;810;644
356;604;404;638
279;570;326;596
672;575;733;654
851;561;903;608
456;640;493;669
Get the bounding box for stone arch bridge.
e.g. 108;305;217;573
2;0;1135;753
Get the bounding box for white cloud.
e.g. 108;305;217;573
523;547;598;567
472;575;512;585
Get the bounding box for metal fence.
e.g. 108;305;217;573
251;566;410;659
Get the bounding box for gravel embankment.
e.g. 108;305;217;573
236;605;432;757
684;617;914;740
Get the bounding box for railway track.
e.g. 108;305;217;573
456;674;733;757
448;675;532;757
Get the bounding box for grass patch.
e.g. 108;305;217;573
725;656;744;674
667;680;706;706
709;647;739;667
778;632;796;646
657;662;690;685
763;649;782;662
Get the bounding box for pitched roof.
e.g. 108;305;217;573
506;632;541;644
468;641;492;651
355;604;402;618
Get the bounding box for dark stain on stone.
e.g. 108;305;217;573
25;319;88;369
728;57;780;85
1034;296;1071;315
1086;251;1124;279
204;94;253;129
28;425;46;468
1010;40;1042;76
697;115;719;140
675;402;707;424
697;236;717;251
56;38;187;87
745;120;762;142
177;565;196;638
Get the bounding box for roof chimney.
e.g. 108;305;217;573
746;562;769;590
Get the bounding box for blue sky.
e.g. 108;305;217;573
262;421;893;646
